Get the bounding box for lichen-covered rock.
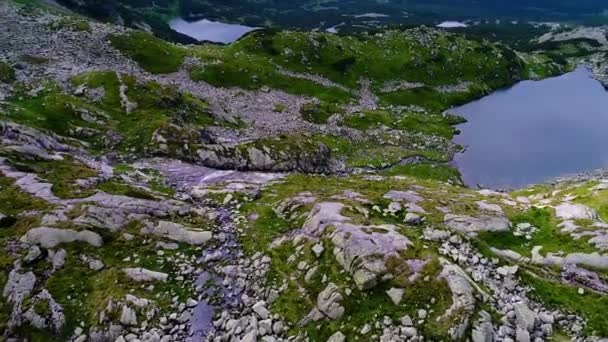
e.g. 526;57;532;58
513;303;538;332
383;190;423;203
332;223;411;290
555;203;598;221
21;227;103;248
141;221;212;245
120;305;138;326
123;268;169;282
327;331;346;342
444;214;511;235
73;205;136;232
69;193;185;216
316;283;345;320
439;263;476;319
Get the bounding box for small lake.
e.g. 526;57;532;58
451;67;608;189
169;18;257;44
437;21;468;28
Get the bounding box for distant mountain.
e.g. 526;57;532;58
56;0;608;41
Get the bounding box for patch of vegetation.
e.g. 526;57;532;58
45;228;197;337
0;176;51;216
4;155;97;199
299;101;343;124
341;110;393;130
341;110;463;138
478;207;596;256
110;31;187;74
273;103;286;113
190;61;353;104
573;187;608;222
49;16;91;32
521;271;608;336
382;163;462;183
97;181;157;200
0;61;16;84
2;71;226;154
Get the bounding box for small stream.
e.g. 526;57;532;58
451;67;608;189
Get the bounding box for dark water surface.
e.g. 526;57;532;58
451;67;608;189
169;18;257;44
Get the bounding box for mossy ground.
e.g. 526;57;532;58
0;61;16;84
521;271;608;336
110;31;187;74
49;16;91;32
478;207;596;257
2;154;98;199
2;71;227;154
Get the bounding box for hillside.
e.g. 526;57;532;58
51;0;608;39
1;2;608;342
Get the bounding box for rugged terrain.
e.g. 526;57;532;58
2;2;608;342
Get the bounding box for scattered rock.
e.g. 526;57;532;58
123;268;168;283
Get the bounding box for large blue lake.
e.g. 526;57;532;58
451;67;608;189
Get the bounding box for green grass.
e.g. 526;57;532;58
267;239;454;340
478;207;596;256
4;155;98;199
45;226;197;337
342;110;393;130
382;163;462;183
341;110;462;138
574;187;608;222
49;16;91;32
110;31;187;74
190;62;353;104
522;271;608;336
2;71;222;154
0;176;51;216
0;61;16;83
299;101;343;124
97;181;157;200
